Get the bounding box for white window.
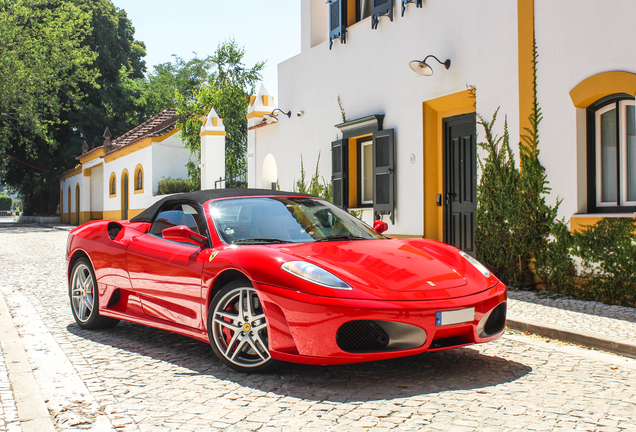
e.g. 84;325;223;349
592;98;636;209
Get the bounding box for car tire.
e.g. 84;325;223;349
69;258;119;330
207;280;278;373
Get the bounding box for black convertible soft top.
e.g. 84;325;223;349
130;188;314;223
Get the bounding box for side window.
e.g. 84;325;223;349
587;95;636;212
149;203;208;239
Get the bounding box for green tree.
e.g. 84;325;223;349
177;40;265;189
1;0;147;215
138;54;216;120
0;0;98;151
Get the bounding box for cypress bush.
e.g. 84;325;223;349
0;195;12;211
157;178;194;195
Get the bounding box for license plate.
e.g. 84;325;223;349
436;307;475;326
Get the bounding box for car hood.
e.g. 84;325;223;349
279;238;467;292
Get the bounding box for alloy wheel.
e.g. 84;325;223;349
211;286;271;369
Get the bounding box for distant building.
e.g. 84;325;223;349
59;109;191;224
59;107;226;225
246;0;636;255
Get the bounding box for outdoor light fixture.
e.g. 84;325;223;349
409;55;451;77
263;108;292;124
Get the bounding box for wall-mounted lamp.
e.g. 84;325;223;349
263;108;291;124
409;55;451;77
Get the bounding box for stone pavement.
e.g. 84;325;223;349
1;221;636;431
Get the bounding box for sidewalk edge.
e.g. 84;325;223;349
506;317;636;359
0;293;56;432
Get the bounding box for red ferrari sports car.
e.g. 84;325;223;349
66;189;506;372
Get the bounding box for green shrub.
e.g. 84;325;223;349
294;152;332;202
535;219;576;293
573;218;636;306
157;178;195;195
0;195;12;211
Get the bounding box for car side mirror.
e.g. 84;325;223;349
162;225;207;247
373;220;388;234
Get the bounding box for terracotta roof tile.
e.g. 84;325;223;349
75;109;181;161
111;108;179;148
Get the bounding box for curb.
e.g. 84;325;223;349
0;294;56;432
506;317;636;359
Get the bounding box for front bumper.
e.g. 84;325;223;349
257;282;507;365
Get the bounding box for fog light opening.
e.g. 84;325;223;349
478;302;507;337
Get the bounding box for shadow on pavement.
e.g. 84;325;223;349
67;320;531;402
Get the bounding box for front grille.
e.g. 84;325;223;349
337;320;389;353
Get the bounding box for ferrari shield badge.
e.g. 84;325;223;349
209;251;219;262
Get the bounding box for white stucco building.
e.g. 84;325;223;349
246;0;636;254
59;108;226;224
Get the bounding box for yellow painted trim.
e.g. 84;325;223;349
90;211;103;220
212;117;218;127
346;133;373;208
348;138;358;208
199;130;227;137
249;95;256;107
518;0;535;138
128;208;145;218
262;95;269;107
75;184;81;226
102;127;180;163
78;148;106;164
347;0;356;26
569;71;636;108
60;166;82;181
246;111;270;120
67;186;71;216
422;90;475;242
79;211;92;225
570;214;635;233
82;162;104;178
109;172;117;198
102;210;120;221
133;164;144;193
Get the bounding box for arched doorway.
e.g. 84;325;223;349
67;186;71;221
262;153;278;190
121;170;129;220
75;184;80;225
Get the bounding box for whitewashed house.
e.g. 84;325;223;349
246;0;636;254
59;108;226;224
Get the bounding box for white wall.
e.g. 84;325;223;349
534;0;636;220
151;133;193;195
103;146;153;214
252;0;519;235
90;164;104;212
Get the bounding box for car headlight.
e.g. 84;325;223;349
459;251;492;278
281;261;352;290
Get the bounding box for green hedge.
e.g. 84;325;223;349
157;179;194;195
0;195;12;211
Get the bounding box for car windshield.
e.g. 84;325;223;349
209;197;385;244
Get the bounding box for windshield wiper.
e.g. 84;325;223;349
314;235;368;242
233;238;292;244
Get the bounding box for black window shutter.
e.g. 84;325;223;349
372;129;395;224
371;0;393;29
329;0;347;50
331;139;347;209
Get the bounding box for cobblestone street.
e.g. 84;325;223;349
1;223;636;431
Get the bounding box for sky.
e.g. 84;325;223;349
110;0;302;100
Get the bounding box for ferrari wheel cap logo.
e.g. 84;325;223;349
242;323;251;332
